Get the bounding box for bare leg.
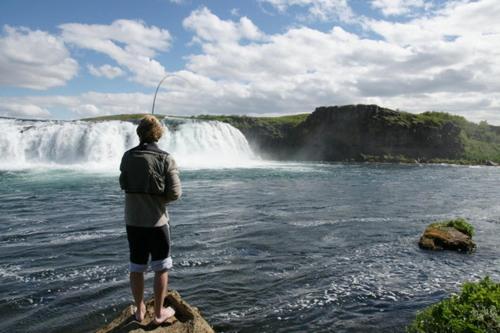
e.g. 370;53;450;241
154;270;168;317
153;270;175;323
130;272;146;321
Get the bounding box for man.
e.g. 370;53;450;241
119;115;182;324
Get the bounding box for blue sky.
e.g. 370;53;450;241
0;0;499;123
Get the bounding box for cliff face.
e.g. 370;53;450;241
195;114;308;159
230;119;299;160
292;105;464;161
200;104;500;163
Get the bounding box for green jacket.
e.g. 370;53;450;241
120;142;182;227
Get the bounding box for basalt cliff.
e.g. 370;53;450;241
198;104;500;164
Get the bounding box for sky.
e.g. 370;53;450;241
0;0;499;123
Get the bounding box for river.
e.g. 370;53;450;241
0;119;499;332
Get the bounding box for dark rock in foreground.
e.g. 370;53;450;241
96;290;214;333
419;224;476;253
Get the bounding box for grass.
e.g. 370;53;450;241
429;218;475;237
80;114;169;121
195;113;309;128
407;277;500;333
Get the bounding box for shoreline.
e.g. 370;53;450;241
264;157;500;167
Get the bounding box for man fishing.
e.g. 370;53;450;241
119;115;182;324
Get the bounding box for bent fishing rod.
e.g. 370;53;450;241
151;74;190;115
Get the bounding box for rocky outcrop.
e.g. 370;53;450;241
419;226;476;252
96;291;214;333
206;105;475;162
293;105;465;161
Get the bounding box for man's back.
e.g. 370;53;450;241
120;141;181;228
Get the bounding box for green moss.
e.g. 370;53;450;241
407;277;500;333
429;218;475;237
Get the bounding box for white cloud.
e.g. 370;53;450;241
88;64;125;79
0;92;152;119
366;0;500;45
259;0;353;22
0;25;78;90
182;9;405;107
60;19;171;86
371;0;428;17
178;4;500;122
0;102;51;119
73;104;101;116
361;0;500;101
230;8;240;16
183;7;264;44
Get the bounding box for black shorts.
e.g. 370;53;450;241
126;225;172;272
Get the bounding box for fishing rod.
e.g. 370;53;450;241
151;74;190;115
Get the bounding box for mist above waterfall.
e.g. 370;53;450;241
0;118;259;170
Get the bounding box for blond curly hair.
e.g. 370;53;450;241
136;115;164;143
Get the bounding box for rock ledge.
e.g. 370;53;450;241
96;290;215;333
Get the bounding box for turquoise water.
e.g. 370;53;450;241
0;163;499;333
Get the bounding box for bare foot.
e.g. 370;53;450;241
134;303;146;322
153;306;175;325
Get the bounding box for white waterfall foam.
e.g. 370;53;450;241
0;118;259;170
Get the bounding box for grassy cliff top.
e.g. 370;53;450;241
79;108;489;130
194;113;309;128
80;112;309;125
80;113;168;121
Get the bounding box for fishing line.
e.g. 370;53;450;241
151;74;191;115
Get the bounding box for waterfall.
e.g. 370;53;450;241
0;118;258;170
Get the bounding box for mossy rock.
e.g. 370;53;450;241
407;277;500;333
419;218;476;253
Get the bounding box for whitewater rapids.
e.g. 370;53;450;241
0;118;259;170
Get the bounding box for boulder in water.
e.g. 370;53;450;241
96;290;214;333
418;218;476;253
419;227;475;252
418;219;476;252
